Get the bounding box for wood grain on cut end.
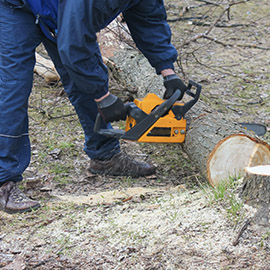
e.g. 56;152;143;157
208;134;270;186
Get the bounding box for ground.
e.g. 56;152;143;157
1;0;270;269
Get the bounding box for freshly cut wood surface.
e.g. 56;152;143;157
245;165;270;176
208;134;270;186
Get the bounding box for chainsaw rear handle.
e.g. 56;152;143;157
94;113;125;138
93;103;139;138
172;80;201;120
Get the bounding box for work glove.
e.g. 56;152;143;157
163;74;187;100
96;93;127;123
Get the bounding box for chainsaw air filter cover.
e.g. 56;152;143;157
125;93;187;143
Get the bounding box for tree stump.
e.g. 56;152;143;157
241;165;270;226
183;112;270;186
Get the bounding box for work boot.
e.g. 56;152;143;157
0;181;40;214
89;152;156;177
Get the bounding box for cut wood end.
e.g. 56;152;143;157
208;134;270;186
245;165;270;176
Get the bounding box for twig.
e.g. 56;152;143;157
203;35;270;50
191;21;249;28
232;218;250;246
167;16;208;22
191;52;257;83
26;214;63;241
47;113;77;120
106;18;137;51
31;259;54;269
195;0;220;6
180;0;251;47
122;196;133;202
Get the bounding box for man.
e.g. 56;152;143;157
0;0;187;214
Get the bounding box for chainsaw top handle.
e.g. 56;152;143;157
172;80;201;120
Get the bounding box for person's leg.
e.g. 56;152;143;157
43;38;156;177
42;38;120;161
0;1;41;213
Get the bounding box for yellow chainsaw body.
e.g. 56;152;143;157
125;93;186;143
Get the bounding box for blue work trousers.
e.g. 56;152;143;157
0;1;120;184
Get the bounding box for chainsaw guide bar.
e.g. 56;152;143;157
94;80;201;143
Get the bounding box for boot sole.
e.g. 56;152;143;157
0;203;41;214
89;168;156;178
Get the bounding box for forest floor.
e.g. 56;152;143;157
1;0;270;269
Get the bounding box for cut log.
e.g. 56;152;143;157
183;112;270;187
241;165;270;226
109;49;270;187
34;53;60;83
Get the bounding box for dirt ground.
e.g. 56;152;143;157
1;0;270;269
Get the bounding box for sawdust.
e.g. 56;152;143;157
54;186;165;205
1;186;268;269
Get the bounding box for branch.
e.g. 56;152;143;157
179;0;251;47
191;52;257;83
203;36;270;50
167;16;208;23
191;21;250;28
194;0;220;6
232;218;250;246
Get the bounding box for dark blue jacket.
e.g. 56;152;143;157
25;0;177;99
24;0;58;41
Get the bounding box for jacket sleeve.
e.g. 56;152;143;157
57;0;109;99
122;0;178;74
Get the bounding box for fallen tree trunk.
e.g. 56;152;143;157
85;19;270;190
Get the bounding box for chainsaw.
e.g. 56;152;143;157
94;80;201;143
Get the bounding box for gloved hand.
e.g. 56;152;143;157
96;93;127;123
163;74;187;100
